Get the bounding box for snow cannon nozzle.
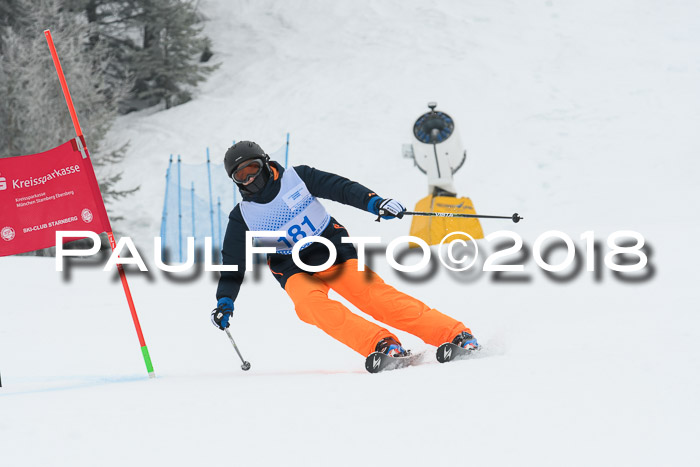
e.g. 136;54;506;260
512;213;523;223
241;361;251;371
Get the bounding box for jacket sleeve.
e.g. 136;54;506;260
294;165;381;212
216;205;248;301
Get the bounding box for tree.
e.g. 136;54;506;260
0;0;22;48
64;0;219;111
127;0;219;110
0;0;136;211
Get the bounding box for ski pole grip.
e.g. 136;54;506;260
375;208;405;222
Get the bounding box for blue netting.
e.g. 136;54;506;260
159;139;289;262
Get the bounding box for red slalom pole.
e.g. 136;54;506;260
44;29;155;378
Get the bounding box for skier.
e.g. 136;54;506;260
211;141;479;362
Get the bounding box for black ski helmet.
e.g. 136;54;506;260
224;141;272;194
224;141;268;177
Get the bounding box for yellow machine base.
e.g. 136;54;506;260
409;195;484;246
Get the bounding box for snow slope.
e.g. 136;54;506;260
2;1;700;466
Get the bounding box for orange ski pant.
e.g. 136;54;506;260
284;259;470;356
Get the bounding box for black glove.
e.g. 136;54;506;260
211;297;234;330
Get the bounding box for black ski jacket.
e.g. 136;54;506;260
216;161;381;301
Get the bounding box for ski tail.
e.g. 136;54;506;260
436;342;480;363
365;350;425;373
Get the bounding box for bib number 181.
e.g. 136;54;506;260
278;216;317;248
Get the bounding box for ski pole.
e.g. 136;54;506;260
376;210;523;223
401;211;523;223
225;328;251;371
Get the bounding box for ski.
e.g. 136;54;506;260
365;350;425;373
436;342;480;363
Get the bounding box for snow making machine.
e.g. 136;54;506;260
402;102;484;245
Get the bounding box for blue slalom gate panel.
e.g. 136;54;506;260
159;139;289;262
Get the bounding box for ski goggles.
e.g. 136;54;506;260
231;159;264;183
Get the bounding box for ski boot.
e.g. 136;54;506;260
436;331;480;363
375;336;410;357
366;337;422;373
453;331;479;351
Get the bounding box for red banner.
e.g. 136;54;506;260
0;138;111;256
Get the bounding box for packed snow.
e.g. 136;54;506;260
2;1;699;466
